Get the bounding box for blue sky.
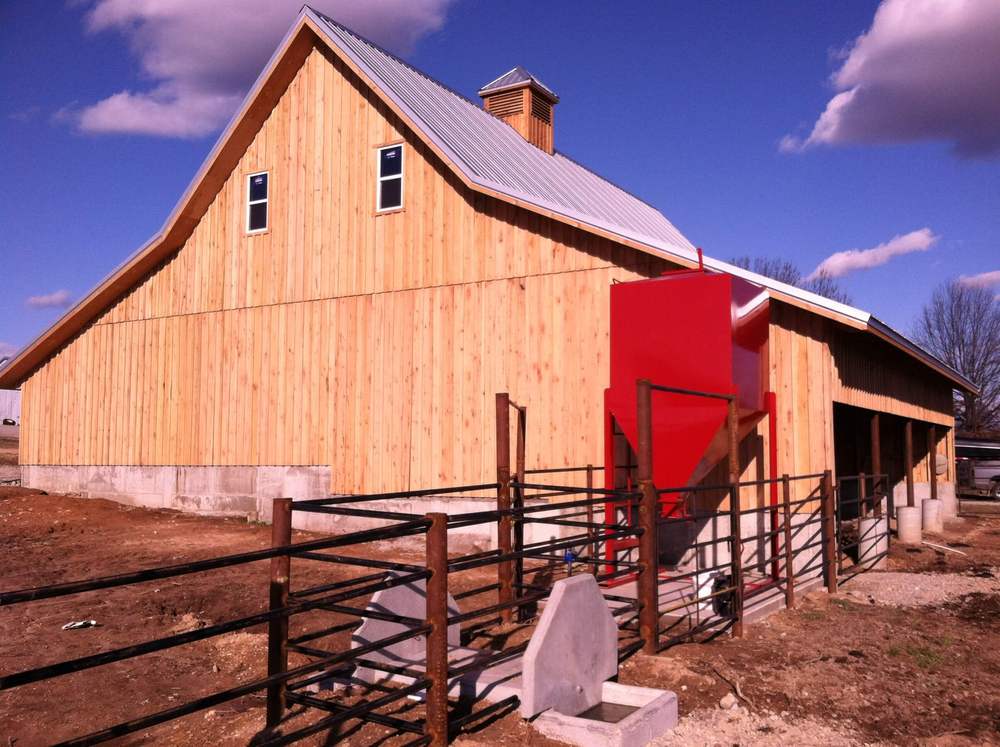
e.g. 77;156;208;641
1;0;998;360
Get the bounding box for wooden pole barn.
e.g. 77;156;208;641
0;9;975;526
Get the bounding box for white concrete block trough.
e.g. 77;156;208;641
347;573;678;746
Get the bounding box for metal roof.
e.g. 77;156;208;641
310;10;696;260
478;65;559;101
306;9;974;393
0;8;977;396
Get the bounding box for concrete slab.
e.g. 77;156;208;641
520;574;618;718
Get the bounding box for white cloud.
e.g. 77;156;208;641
958;270;1000;288
783;0;1000;158
26;289;74;309
74;0;455;138
807;228;937;280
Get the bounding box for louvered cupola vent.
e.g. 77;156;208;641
478;66;559;154
530;95;552;125
485;89;524;118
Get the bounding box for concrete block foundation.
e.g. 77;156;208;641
19;464;574;550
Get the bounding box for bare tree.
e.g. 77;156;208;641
914;281;1000;432
729;256;852;305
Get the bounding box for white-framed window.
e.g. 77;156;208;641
376;144;403;212
246;171;269;233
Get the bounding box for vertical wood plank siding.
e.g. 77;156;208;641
18;43;957;499
19;45;667;492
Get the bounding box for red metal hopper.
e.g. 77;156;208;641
604;269;770;499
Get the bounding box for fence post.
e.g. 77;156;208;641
928;425;938;503
821;470;838;594
836;477;845;575
636;379;659;655
495;393;513;624
726;398;744;638
514;405;526;621
586;464;598;576
266;497;292;729
424;513;449;747
781;474;795;609
870;413;882;519
904;420;915;508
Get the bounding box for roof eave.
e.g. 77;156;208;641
866;316;978;394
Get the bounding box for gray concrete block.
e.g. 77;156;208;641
897;506;922;544
520;574;618;718
352;572;462;685
858;516;888;570
922;498;943;533
532;681;678;747
939;481;958;519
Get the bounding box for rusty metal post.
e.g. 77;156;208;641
859;471;867;519
513;404;526;620
821;471;838;594
586;464;597;575
870;413;882;518
904;420;915;508
266;497;292;729
781;474;795;609
424;513;449;747
636;379;659;654
726;398;744;638
928;424;938;502
495;393;513;624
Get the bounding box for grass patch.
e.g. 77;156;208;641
907;645;943;670
801;610;825;621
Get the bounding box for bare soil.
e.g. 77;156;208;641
3;489;1000;746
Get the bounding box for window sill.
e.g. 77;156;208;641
374;207;405;217
246;229;271;237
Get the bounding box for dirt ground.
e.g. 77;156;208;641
2;489;1000;746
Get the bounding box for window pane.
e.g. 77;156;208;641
379;146;402;177
249;201;268;231
249;173;268;202
379;177;402;210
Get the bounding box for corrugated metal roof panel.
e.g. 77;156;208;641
310;10;697;259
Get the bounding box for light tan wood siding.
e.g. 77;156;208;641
19;43;668;492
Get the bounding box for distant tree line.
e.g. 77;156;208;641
728;256;852;305
728;256;999;431
915;281;1000;433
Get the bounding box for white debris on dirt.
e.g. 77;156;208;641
652;707;872;747
839;570;1000;607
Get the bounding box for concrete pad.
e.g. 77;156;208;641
532;681;678;747
520;574;618;718
351;572;461;685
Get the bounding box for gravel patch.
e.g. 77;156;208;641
652;706;872;746
839;570;1000;607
